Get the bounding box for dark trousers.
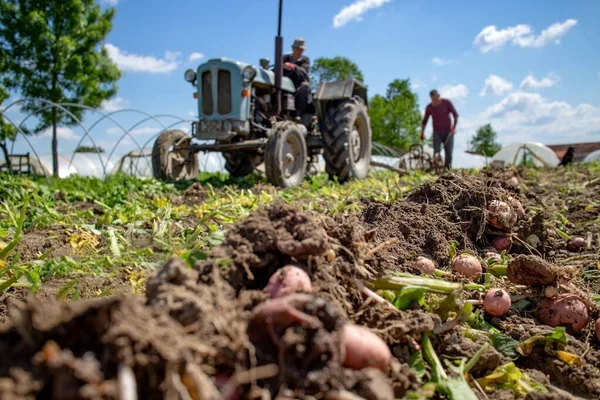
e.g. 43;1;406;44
295;82;310;116
433;131;454;169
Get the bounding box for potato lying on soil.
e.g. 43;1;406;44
487;200;518;231
412;256;435;276
596;319;600;341
492;236;512;253
264;265;312;298
507;255;557;287
483;288;511;317
341;324;391;372
483;249;502;263
451;254;482;281
566;237;585;253
508;195;525;220
537;294;590;332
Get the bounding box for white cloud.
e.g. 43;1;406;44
432;57;456;66
480;75;513;96
101;0;118;5
104;44;180;74
39;127;80;140
411;78;426;90
473;19;577;53
460;91;600;146
107;127;158;136
439;84;469;100
519;73;559;90
333;0;392;28
100;96;126;112
188;52;204;62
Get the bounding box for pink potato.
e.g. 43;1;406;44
537;294;590;332
595;319;600;341
413;256;436;276
264;265;312;298
341;324;391;372
487;200;517;231
507;196;525;220
566;237;586;253
492;236;513;253
483;249;502;263
483;288;511;317
451;254;482;281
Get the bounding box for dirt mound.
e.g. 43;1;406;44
359;200;472;271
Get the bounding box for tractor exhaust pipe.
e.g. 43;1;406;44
274;0;283;115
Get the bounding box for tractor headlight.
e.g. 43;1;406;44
242;66;257;82
184;69;197;83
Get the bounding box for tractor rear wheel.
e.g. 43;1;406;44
264;121;307;188
223;152;259;178
322;96;372;183
152;129;198;181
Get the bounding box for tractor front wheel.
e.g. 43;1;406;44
152;130;199;181
264;121;307;188
322;96;372;183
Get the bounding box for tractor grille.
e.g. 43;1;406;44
201;71;213;115
217;69;232;115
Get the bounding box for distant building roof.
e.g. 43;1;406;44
547;142;600;162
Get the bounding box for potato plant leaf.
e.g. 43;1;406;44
393;285;426;310
476;362;548;397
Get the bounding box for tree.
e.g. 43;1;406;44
311;56;364;91
469;123;501;157
75;145;104;153
0;0;121;176
368;78;421;149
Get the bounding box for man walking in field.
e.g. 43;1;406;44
421;89;459;169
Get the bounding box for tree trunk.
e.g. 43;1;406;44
52;119;59;177
0;140;10;171
51;101;59;177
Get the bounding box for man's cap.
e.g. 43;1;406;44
429;89;439;96
292;38;306;50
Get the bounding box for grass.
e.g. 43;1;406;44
0;168;436;296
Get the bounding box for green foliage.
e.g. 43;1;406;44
310;56;364;91
0;0;121;175
75;145;105;153
368;79;421;149
469;123;501;157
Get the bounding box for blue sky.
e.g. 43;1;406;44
2;0;600;169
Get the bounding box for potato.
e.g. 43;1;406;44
341;324;391;372
507;255;557;287
413;256;435;276
247;293;321;341
483;249;502;263
264;265;312;298
492;236;513;253
566;237;585;253
451;254;482;281
537;294;589;332
483;288;511;317
507;196;525;220
596;319;600;341
487;200;517;231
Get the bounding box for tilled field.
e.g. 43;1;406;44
0;165;599;400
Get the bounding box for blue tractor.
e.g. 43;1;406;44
152;2;372;187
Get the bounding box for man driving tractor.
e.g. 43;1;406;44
283;38;311;122
421;89;459;170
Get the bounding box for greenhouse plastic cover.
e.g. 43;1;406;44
1;153;114;178
491;142;559;168
583;149;600;163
